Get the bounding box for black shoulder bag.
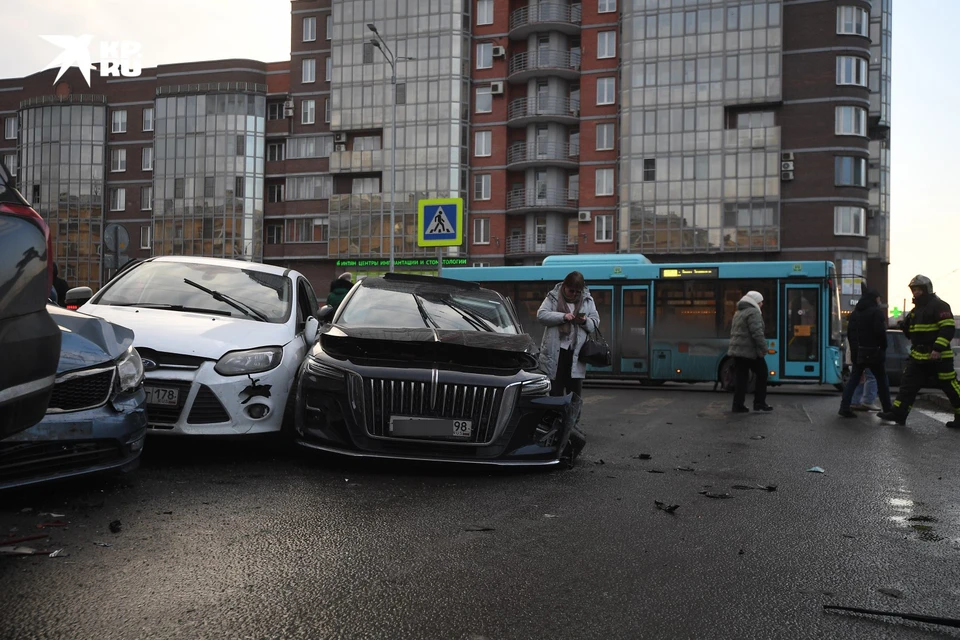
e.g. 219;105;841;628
579;324;612;367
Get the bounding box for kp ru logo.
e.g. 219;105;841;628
41;35;143;87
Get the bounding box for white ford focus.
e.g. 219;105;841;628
76;256;323;435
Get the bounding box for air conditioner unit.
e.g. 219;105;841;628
578;210;591;222
781;151;794;162
490;81;504;95
781;170;794;181
334;132;347;143
492;45;506;58
334;143;346;152
781;161;795;172
282;101;295;118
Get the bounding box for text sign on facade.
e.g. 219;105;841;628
335;258;467;268
660;267;719;279
417;198;463;247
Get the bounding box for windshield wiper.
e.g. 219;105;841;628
108;302;235;316
412;293;441;330
182;278;269;322
433;298;495;332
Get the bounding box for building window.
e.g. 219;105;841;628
734;111;775;129
140;226;151;249
472;262;491;267
595;168;614;196
285;175;332;200
596;123;614;150
303;58;316;83
477;0;493;25
835;206;866;236
267;142;285;162
234;177;245;198
268;184;284;203
598;0;616;13
176;178;186;199
111;148;126;172
266;224;283;245
477;43;493;69
475;86;492;113
3;117;16;140
2;153;16;176
835;106;866;136
351;177;380;193
268;103;283;120
568;173;579;200
326;57;332;82
109;188;126;211
837;6;869;36
473;218;490;245
595;214;613;242
597;31;616;59
474;173;491;200
396;84;406;105
303;16;317;42
111;110;127;133
597;77;615;105
354;136;381;151
203;176;214;198
141;146;153;171
287;136;333;158
835;156;867;187
326;15;332;40
836;56;867;87
302;99;316;124
142;107;154;132
324;98;331;123
285;217;329;243
475;131;492;157
141;185;152;210
643;158;656;181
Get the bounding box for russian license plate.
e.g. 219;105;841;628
389;417;473;438
144;386;179;406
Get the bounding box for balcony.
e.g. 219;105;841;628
506;188;578;213
506;142;579;170
507;97;580;127
505;233;578;257
507;50;581;83
329;149;383;174
509;3;582;40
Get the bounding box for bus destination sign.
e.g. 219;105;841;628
660;267;719;279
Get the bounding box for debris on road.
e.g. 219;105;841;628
823;605;960;629
594;459;606;465
750;435;766;440
109;520;123;534
806;466;826;473
877;588;904;599
36;520;69;529
0;546;43;556
2;534;49;546
654;501;679;514
48;549;67;558
699;491;733;499
738;549;745;555
39;512;65;518
632;453;652;460
463;525;495;532
647;469;665;474
675;466;695;472
93;542;112;548
731;484;778;492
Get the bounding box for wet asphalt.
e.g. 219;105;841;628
1;385;958;640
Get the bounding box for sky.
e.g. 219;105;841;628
1;0;958;310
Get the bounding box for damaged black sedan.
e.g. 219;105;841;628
294;273;583;466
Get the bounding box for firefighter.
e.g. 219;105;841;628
878;275;960;428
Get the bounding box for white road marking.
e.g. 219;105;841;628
915;408;955;424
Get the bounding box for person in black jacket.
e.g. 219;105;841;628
52;263;69;307
878;275;959;428
838;288;893;418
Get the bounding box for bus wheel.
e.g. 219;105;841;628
718;358;755;393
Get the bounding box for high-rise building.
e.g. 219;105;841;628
0;0;890;306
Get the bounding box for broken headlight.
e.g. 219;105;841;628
116;346;144;391
215;346;283;376
521;376;551;396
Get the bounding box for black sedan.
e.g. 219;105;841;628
294;273;584;466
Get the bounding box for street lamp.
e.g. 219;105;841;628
367;23;414;273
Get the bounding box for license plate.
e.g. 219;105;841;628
389;417;473;439
144;386;179;406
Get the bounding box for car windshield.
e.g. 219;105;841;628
337;285;520;334
95;261;292;323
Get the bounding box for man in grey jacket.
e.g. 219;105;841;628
727;291;774;413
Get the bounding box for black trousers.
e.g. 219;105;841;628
733;356;768;408
893;358;960;419
841;360;893;412
550;348;583;398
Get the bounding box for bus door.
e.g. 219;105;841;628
620;285;649;376
587;285;614;375
783;283;821;379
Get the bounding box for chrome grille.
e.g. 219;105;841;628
361;378;505;444
47;367;116;413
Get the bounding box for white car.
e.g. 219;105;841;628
75;256;322;435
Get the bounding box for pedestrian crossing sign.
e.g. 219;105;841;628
417;198;463;247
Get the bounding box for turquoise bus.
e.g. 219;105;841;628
443;254;844;390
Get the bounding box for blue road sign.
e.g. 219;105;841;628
417;198;463;247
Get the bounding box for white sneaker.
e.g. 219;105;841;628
862;402;881;412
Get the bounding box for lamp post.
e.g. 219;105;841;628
367;24;414;273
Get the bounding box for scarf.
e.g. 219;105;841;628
556;289;583;337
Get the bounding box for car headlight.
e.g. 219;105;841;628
214;347;283;376
306;356;345;380
521;376;551;396
116;346;144;391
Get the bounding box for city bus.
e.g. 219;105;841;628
443;254;844;390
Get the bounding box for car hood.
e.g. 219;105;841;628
48;304;134;374
80;304;292;359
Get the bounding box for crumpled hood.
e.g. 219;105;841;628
48;304;134;374
79;304;292;359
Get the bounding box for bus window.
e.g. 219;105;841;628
787;288;819;361
622;288;648;358
654;281;719;339
516;281;548;344
719;280;776;338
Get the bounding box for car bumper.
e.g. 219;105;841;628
295;374;583;465
0;387;147;491
141;362;293;436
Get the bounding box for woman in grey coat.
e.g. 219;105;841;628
727;291;774;413
536;271;601;399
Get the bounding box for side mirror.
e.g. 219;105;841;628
64;286;93;311
303;316;320;344
317;305;335;324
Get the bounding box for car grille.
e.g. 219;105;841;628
187;385;230;424
47;367;115;413
359;378;505;444
137;348;209;371
144;380;193;426
0;440;123;484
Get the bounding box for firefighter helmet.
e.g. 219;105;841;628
908;275;934;295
